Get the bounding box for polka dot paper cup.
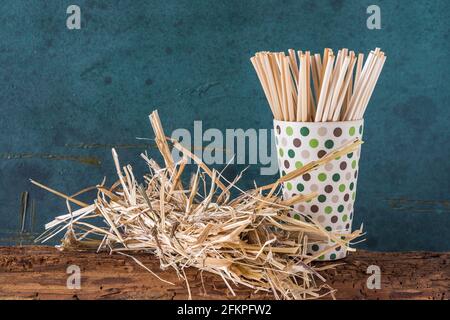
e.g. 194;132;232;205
274;119;364;261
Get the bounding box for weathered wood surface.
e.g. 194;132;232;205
0;246;448;300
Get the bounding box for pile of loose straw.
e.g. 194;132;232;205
33;111;363;300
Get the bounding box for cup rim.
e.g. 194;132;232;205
273;119;364;126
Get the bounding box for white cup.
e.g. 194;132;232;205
274;119;364;260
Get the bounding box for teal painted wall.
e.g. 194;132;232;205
0;0;449;250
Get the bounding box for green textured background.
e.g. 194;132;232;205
0;0;449;251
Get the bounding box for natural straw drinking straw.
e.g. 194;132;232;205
250;48;386;122
251;48;386;260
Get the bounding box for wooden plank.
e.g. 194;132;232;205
0;246;448;300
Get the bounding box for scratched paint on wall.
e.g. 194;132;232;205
0;0;449;250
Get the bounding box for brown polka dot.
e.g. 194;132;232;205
284;160;290;168
302;173;311;181
317;215;326;223
333;128;342;137
293;138;301;147
331;216;338;223
311;205;319;213
317;150;327;158
335;246;341;252
354;170;358;179
276;125;281;134
324;185;333;193
298;205;305;212
340;161;347;170
345;223;350;229
344;193;350;201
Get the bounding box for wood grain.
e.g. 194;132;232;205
0;246;448;300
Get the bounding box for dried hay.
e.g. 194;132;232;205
33;110;363;300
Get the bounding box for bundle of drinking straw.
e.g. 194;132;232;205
251;48;386;122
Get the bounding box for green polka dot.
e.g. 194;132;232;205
318;195;327;203
359;125;363;134
342;214;348;222
296;183;304;192
338;205;344;213
286;126;294;136
324;140;334;149
349;182;354;190
294;214;300;220
332;173;340;182
330;253;336;260
335;156;341;160
325;226;332;232
286;182;293;191
318;173;327;182
300;127;310;136
318;255;325;260
351;160;357;169
295;161;303;169
309;139;319;148
311;244;319;251
349;127;356;136
279;148;284;157
288;149;296;158
281;170;287;176
352;192;356;200
339;184;346;192
325;206;332;214
347;152;353;159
